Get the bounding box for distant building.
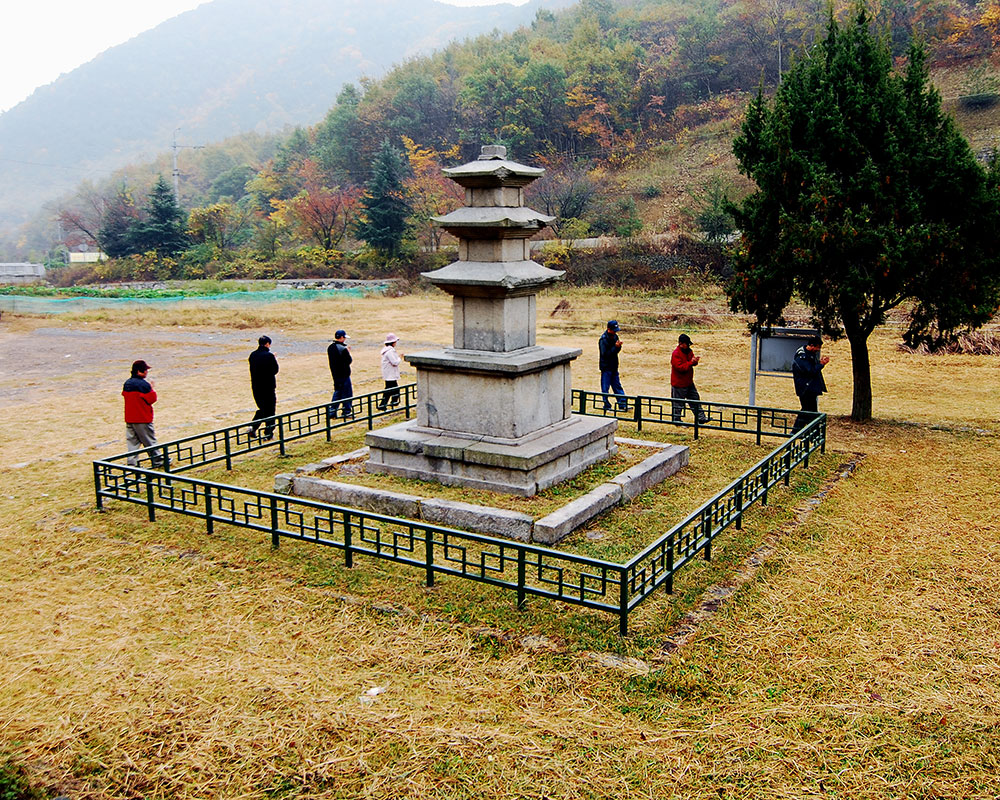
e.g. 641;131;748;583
69;251;107;263
0;263;46;284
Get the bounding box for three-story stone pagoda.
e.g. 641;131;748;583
365;146;617;495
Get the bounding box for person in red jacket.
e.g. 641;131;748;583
122;359;163;467
670;333;709;425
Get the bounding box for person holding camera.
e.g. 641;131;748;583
670;333;709;424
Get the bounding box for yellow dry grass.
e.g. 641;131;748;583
1;286;998;798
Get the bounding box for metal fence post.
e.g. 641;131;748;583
517;549;526;611
425;530;435;587
735;478;743;530
270;496;280;550
277;416;286;457
761;460;770;506
145;473;156;522
666;531;675;595
618;568;629;637
224;429;232;470
205;486;214;535
702;506;713;561
343;512;353;568
633;396;642;432
756;408;763;446
93;463;103;510
783;445;791;486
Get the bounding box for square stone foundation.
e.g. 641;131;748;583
365;414;618;496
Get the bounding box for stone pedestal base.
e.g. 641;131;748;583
365;414;617;496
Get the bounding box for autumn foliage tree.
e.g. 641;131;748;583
270;161;361;253
727;7;1000;421
401;136;462;251
187;200;256;252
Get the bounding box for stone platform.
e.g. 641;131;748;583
365;413;618;496
278;439;689;544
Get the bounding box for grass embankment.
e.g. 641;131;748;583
0;286;997;798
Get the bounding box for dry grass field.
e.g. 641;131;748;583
1;284;998;799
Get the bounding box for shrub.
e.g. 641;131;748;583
0;752;44;800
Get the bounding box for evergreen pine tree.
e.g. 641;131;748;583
727;8;1000;421
128;176;189;256
355;140;412;259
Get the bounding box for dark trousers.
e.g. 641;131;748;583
600;370;627;410
377;380;400;410
792;393;818;434
329;378;354;419
671;384;708;423
250;391;276;436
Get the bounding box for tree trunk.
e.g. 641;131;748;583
847;330;873;422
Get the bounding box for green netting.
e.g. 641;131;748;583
0;285;387;314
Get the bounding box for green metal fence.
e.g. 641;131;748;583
94;385;825;634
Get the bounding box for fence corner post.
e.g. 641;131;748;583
618;567;629;637
93;462;104;510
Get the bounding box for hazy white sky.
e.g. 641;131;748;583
0;0;529;114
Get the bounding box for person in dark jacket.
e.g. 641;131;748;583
791;336;829;433
598;319;627;411
248;335;279;439
122;359;163;467
327;329;354;419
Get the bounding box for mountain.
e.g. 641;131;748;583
0;0;561;235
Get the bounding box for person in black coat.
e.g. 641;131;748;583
598;319;627;411
791;336;829;433
249;335;279;439
327;329;354;419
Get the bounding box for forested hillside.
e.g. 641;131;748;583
0;0;559;238
19;0;1000;272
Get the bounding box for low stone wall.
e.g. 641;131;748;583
277;439;689;544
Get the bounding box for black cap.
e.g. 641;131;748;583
335;330;347;339
607;320;620;331
678;333;692;345
131;359;150;375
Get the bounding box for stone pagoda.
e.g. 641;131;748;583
365;145;616;495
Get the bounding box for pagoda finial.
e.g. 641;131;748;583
478;144;507;160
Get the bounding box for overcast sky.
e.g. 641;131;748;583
0;0;529;114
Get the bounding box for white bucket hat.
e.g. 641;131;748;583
384;333;399;344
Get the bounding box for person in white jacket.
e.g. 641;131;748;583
376;333;402;410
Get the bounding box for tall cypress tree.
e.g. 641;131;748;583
128;175;189;256
727;7;1000;421
355;140;412;259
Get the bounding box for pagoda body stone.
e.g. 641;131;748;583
366;146;616;496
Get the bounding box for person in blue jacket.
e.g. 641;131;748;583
791;336;829;433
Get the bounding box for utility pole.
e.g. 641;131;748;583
172;128;204;199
